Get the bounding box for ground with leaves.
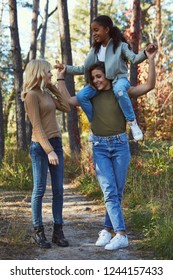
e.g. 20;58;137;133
0;176;154;260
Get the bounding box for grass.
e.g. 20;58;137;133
0;149;32;191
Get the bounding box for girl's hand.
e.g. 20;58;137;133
54;60;65;70
54;60;66;79
146;43;158;53
48;151;59;165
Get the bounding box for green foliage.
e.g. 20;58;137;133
124;140;173;259
78;174;103;200
144;217;173;259
0;148;32;190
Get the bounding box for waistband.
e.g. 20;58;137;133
92;132;127;141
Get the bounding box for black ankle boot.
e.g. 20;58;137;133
32;226;51;248
52;224;69;247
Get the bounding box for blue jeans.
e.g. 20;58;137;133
113;78;135;121
92;133;130;232
30;137;64;228
76;84;97;122
76;78;135;122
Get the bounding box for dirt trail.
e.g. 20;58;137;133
33;177;149;260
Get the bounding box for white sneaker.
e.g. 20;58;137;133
105;233;128;250
128;119;143;141
95;229;112;246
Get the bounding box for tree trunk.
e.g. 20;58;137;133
0;0;5;161
129;0;141;154
57;0;81;155
155;0;164;132
29;0;40;60
90;0;97;47
40;0;49;59
8;0;27;150
0;82;4;162
26;0;40;145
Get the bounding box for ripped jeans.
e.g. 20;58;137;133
76;78;135;122
92;132;131;232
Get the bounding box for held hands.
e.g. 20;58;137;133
54;60;66;80
145;45;158;60
48;151;59;165
145;42;158;54
145;48;158;60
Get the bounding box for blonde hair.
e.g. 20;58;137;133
21;59;51;100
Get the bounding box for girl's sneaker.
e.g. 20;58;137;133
128;119;143;141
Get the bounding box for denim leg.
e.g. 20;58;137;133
49;138;64;225
92;134;130;232
76;84;97;122
30;142;48;227
104;210;113;229
113;78;135;121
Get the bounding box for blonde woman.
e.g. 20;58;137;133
22;59;70;249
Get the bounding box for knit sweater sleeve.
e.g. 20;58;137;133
24;93;54;154
122;42;146;64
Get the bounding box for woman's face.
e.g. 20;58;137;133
44;69;53;86
91;69;111;91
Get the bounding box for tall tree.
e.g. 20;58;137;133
0;0;5;161
26;0;40;145
155;0;164;132
90;0;97;47
0;82;4;162
128;0;141;153
8;0;27;150
57;0;80;155
40;0;49;59
29;0;40;60
130;0;141;86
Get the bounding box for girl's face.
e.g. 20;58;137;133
44;69;53;86
91;21;110;47
91;69;111;91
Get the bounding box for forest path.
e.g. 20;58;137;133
33;177;149;260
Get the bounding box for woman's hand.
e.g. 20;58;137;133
54;60;66;80
145;48;158;60
48;151;59;165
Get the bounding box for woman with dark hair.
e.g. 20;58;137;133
58;48;157;250
57;15;157;141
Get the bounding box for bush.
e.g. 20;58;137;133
124;140;173;259
0;149;32;191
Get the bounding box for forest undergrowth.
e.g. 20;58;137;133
0;136;173;259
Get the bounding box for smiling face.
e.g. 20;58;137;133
91;21;110;47
44;69;53;86
91;69;111;91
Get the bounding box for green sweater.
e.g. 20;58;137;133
91;89;126;136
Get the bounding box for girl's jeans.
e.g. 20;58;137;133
92;132;131;232
30;137;64;228
76;78;135;122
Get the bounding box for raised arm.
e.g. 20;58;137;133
52;62;79;106
128;49;157;98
